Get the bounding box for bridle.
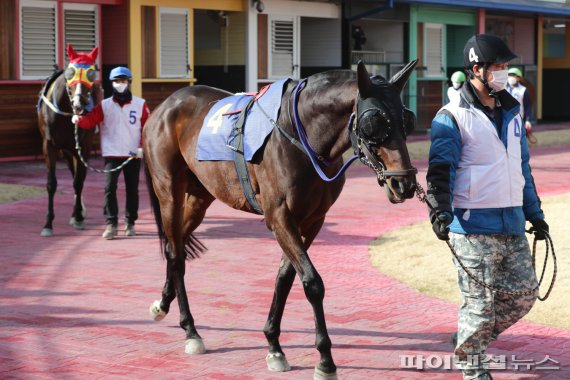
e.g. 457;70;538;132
349;90;418;186
41;70;94;117
66;82;92;115
64;62;97;116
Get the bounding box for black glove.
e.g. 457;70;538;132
529;219;549;241
431;212;453;241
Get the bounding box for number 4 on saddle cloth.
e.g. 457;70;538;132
196;78;290;161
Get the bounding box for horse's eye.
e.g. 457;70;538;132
403;108;416;136
86;69;96;82
359;109;390;144
64;67;76;80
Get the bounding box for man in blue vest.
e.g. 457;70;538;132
426;34;549;380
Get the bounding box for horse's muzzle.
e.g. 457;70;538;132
384;175;417;204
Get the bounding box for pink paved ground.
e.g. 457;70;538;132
1;146;569;380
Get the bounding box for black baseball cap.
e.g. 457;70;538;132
463;34;517;68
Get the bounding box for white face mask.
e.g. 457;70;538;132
507;76;518;87
488;69;508;91
113;82;129;93
452;82;462;90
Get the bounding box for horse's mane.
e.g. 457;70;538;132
41;69;64;96
37;69;64;113
308;69;389;86
307;69;356;84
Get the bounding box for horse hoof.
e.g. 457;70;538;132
314;366;338;380
69;217;85;230
75;195;87;218
40;228;53;237
149;300;167;321
185;338;206;354
266;352;291;372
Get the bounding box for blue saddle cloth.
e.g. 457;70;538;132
196;79;289;161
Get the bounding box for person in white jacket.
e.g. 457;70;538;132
446;71;466;104
507;67;537;144
73;67;150;239
427;34;548;380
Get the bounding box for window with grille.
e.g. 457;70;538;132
425;23;445;78
272;20;294;53
160;8;190;78
20;0;57;79
269;17;298;79
64;4;98;64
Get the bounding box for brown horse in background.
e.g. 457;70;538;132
143;61;418;378
37;45;100;237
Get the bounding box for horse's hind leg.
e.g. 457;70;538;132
269;210;337;379
150;168;213;354
41;143;58;237
69;155;87;229
151;191;213;321
264;218;325;373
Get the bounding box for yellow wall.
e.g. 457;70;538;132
129;0;244;96
195;12;246;66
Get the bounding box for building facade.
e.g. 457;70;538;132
2;0;570;158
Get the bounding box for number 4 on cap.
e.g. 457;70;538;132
469;48;479;63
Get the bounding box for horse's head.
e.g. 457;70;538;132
353;60;419;203
64;44;98;115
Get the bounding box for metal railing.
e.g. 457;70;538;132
351;50;386;64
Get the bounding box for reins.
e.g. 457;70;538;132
73;122;136;173
41;77;75;116
41;94;74;116
285;78;417;183
291;79;359;182
415;182;557;301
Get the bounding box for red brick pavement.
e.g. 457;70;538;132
0;146;569;379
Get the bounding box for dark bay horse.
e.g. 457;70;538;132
143;61;418;378
38;45;99;237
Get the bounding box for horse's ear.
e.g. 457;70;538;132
357;61;373;98
66;44;77;61
389;59;418;93
87;47;99;62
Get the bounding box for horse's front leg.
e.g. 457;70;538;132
264;218;325;373
69;156;87;229
270;209;337;379
41;144;58;237
264;255;296;372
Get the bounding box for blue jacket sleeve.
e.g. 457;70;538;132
521;130;544;220
426;111;462;215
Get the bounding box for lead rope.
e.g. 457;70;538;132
74;123;135;173
415;183;557;300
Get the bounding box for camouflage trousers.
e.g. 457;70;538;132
449;233;538;380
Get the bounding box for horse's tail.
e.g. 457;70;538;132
144;163;206;261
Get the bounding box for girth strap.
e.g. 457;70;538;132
228;97;264;215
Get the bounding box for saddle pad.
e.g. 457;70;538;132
196;78;289;161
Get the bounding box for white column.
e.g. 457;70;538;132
245;0;258;92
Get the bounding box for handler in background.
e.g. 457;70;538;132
507;67;537;144
446;71;466;104
426;34;549;380
73;67;150;240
